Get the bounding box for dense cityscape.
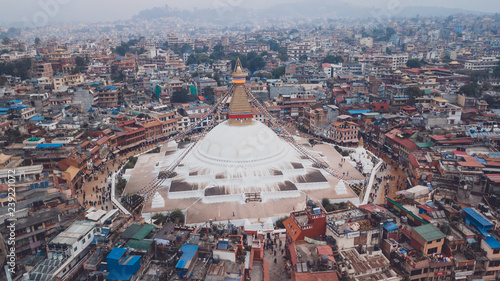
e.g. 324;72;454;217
1;2;500;281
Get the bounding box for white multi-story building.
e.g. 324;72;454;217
464;57;499;71
287;42;314;60
25;221;98;281
391;54;409;70
322;63;343;78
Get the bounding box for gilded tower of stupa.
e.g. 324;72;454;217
227;58;253;126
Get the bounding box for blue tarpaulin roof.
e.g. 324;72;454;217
383;221;399;231
36;143;64;148
463;207;494;228
484;236;500;249
348;109;371;115
467;238;477;244
107;247;127;261
475;156;488;164
30;116;44;121
175;245;198;270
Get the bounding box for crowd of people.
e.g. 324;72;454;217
263;236;285;264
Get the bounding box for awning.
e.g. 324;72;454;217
93;159;103;167
112;150;120;154
467;238;477;244
118;140;146;150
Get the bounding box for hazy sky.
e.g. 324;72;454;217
0;0;498;25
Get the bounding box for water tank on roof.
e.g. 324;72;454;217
490;195;497;206
213;255;220;264
434;200;445;210
321;255;328;264
401;216;408;224
483;205;490;213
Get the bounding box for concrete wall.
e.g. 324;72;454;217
261;190;300;202
213;250;236;263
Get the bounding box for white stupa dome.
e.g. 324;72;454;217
192;120;292;167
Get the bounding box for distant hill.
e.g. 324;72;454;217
132;1;486;24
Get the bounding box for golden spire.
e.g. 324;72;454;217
228;58;253;126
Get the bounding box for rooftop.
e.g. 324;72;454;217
413;224;446;242
51;220;96;246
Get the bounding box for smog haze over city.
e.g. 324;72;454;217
2;0;500;281
0;0;500;25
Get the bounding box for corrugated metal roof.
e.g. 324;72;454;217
120;224;142;239
175;245;198;270
463;207;494;228
484;236;500;249
107;247;126;261
131;224;155;240
51;221;95;245
125;239;153;251
413;224;445;242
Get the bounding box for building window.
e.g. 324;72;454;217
410;269;422;276
490;260;500;267
494;249;500;254
74;247;77;252
435;239;441;243
427;247;438;255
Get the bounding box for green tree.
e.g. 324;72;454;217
152;213;167;224
4;127;23;143
299;54;308;62
0;75;7;86
268;40;280;51
171;88;196;103
115;44;128;56
323;55;343;64
203;86;215;104
272;66;285;79
386;27;396;37
34;37;41;45
459;82;483;98
75;56;85;66
386;47;392;55
275;216;289;229
406;87;425;106
210;45;225;60
213;73;221;86
406;58;421;68
2;37;10;45
170;209;185;224
493;63;500;78
213;43;224;53
181;43;192;54
321;198;330;208
248;56;266;73
0;58;33;80
186;53;198;65
278;47;288;62
116;177;127;195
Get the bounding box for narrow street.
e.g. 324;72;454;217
365;144;411;204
